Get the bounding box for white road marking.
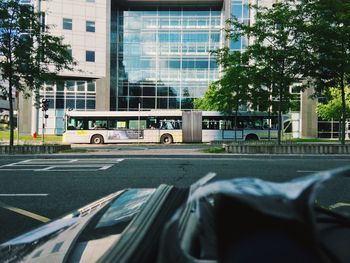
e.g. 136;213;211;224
35;166;55;171
0;194;49;196
100;165;113;170
0;159;124;172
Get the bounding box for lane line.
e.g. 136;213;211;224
0;194;49;197
297;170;320;173
0;202;50;222
35;166;55;171
329;202;350;209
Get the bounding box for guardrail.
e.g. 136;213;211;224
0;144;71;154
224;144;350;154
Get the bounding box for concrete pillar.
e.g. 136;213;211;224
19;95;33;135
96;77;110;111
300;88;318;138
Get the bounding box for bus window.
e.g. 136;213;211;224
117;121;127;129
129;120;147;129
89;120;107;130
160;120;176;130
208;120;219;129
147;118;158;129
202;119;210;129
220;120;232;130
67;117;76;130
253;119;263;129
174;120;182;129
76;120;85;130
108;120;118;130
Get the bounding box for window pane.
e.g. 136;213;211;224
76;100;85;109
77;81;85;92
66;80;75;91
86;100;96;109
63;18;72;30
86;51;95;62
87;81;95;92
66;99;75;109
56;97;64;109
86;21;95;32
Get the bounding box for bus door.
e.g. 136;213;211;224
182;111;202;143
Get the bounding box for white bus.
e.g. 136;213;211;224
62;110;293;144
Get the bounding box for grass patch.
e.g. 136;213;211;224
0;130;62;143
202;147;226;153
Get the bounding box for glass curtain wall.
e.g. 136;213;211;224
230;0;250;51
111;5;222;111
39;80;96;134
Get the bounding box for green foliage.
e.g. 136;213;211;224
201;2;308;144
195;50;254;114
0;0;76;146
202;147;226;154
300;0;350;144
317;88;350;120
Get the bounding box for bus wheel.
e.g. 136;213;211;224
160;134;173;144
245;134;259;141
91;134;104;144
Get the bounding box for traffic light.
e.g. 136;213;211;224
41;98;49;111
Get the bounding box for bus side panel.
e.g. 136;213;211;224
222;130;244;140
105;130;145;143
202;130;223;143
159;130;182;143
144;130;161;143
242;129;278;140
63;131;92;143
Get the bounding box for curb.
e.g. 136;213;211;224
225;144;350;154
0;153;350;160
0;145;71;154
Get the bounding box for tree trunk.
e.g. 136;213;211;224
8;80;14;147
234;106;238;141
340;75;346;145
277;85;282;145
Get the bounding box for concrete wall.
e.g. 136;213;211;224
40;0;108;79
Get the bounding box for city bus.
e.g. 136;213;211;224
62;110;293;144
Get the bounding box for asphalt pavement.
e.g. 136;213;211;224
0;144;349;244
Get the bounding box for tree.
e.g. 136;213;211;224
317;87;350;121
301;0;350;145
0;0;75;147
195;50;253;139
226;2;309;144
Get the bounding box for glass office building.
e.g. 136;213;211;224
110;3;223;111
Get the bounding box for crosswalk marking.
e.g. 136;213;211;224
0;159;124;172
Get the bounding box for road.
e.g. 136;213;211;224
0;153;349;243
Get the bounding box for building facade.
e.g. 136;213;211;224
18;0;315;136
